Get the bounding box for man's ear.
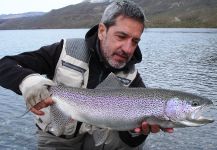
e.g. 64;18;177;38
98;23;107;40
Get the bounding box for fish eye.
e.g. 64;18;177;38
191;101;199;107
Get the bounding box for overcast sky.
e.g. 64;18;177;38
0;0;84;15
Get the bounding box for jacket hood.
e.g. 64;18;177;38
85;24;143;66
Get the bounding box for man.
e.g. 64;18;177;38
0;0;173;149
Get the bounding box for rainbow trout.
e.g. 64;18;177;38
49;73;214;144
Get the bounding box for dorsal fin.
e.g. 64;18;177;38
95;73;125;89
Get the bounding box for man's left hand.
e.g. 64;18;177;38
134;121;174;135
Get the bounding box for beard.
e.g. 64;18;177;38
101;48;131;69
107;56;127;69
109;50;130;69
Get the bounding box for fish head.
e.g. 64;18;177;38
165;93;214;127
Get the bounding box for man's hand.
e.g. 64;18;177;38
134;121;174;135
30;97;54;115
19;74;56;111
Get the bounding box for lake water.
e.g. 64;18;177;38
0;28;217;150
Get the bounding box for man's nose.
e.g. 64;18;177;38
121;40;134;54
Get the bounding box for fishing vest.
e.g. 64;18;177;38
35;38;138;136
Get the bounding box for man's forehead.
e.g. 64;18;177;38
112;16;143;32
109;23;143;39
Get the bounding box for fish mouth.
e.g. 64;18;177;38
182;105;214;127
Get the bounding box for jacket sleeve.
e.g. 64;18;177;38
0;40;63;94
119;72;148;147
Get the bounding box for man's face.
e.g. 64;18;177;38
98;15;144;69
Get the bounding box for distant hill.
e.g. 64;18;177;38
0;0;216;29
0;12;45;29
0;12;45;19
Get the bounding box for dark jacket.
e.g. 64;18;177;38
0;25;147;147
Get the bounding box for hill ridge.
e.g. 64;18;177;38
0;0;216;29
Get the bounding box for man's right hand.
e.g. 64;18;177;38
19;74;56;113
30;97;54;115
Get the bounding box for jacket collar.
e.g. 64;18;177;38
85;24;143;68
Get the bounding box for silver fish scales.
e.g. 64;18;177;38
48;74;214;138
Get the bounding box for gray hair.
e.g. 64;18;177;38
101;0;145;29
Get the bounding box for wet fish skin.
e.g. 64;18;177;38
49;85;214;136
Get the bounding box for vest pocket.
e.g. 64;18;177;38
55;67;84;87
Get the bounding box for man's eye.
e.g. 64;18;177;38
116;35;125;40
